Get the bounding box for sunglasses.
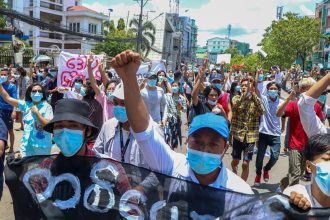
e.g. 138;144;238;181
31;90;42;93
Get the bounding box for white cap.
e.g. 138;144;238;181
112;83;124;100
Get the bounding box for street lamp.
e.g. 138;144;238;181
146;10;156;21
108;8;113;32
150;12;164;22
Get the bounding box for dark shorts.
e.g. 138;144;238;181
232;138;255;161
0;109;13;130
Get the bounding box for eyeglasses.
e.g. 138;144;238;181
31;90;42;93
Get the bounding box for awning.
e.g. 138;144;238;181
30;55;52;63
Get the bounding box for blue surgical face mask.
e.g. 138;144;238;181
53;128;83;157
74;82;82;89
31;92;43;102
113;105;128;123
235;86;241;92
268;90;278;98
80;87;86;97
106;91;114;102
207;99;217;106
0;75;8;83
318;95;327;104
258;74;264;81
186;147;221;175
313;161;330;196
214;83;223;90
147;79;157;87
168;76;174;84
172;87;179;93
158;76;164;81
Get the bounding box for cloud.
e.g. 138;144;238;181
300;4;314;16
204;27;258;37
84;0;318;52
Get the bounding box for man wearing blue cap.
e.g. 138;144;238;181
110;50;253;193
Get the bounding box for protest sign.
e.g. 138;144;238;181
216;54;231;64
57;52;104;87
5;155;330;219
110;61;166;80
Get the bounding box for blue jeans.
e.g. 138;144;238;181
256;133;281;176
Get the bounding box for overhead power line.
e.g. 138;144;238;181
0;8;137;43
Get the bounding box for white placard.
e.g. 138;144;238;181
216;54;231;64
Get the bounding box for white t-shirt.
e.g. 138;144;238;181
63;88;82;100
283;184;323;208
93;118;148;168
141;87;167;123
133;117;254;194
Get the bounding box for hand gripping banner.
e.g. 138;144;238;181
5;155;330;220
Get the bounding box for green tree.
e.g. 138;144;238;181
93;29;135;58
0;0;7;29
117;18;126;31
129;19;156;58
259;12;320;70
224;48;239;57
102;20;116;36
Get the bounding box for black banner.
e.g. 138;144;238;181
4;155;330;219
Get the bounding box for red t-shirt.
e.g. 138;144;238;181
285;100;323;150
217;92;229;115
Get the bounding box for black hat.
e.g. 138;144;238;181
43;99;98;135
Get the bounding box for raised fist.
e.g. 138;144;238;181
111;50;141;80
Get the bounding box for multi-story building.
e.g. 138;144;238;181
191;19;198;63
7;0;107;55
231;40;251;56
314;1;330;68
147;13;181;71
206;37;231;54
178;16;192;63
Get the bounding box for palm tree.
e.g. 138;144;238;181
129;19;156;58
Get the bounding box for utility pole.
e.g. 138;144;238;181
126;11;130;31
135;0;149;53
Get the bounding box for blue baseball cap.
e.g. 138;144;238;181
188;113;229;140
210;73;223;82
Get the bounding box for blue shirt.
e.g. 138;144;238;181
0;82;17;111
259;95;283;136
18;100;53;157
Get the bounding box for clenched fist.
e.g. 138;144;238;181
111;50;141;81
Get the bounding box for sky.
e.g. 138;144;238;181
82;0;320;52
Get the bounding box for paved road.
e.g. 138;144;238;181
0;90;306;219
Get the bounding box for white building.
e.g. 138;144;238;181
206;37;231;53
147;13;182;71
7;0;107;55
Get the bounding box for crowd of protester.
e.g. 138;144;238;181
0;51;329;212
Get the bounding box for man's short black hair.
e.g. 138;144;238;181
305;134;330;161
204;85;220;98
266;82;281;90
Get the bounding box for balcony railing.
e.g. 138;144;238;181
40;31;63;40
40;1;63;12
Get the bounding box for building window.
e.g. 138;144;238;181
29;11;33;17
69;22;80;32
89;24;97;34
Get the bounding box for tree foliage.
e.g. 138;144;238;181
117;18;126;31
259;12;320;70
129;19;156;59
0;0;7;29
93;19;135;58
228;53;263;72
